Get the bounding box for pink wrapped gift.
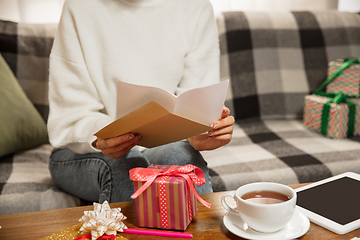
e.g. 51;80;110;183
129;164;210;231
303;94;359;139
326;59;360;97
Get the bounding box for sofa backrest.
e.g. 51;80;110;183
0;20;57;123
1;11;360;123
218;11;360;121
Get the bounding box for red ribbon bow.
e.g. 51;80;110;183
130;164;211;209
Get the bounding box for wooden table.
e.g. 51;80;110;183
0;184;359;240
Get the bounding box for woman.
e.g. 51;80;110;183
48;0;234;203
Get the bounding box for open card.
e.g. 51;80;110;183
94;80;229;148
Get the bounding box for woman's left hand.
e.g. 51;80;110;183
187;107;235;151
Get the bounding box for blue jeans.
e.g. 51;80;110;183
49;141;213;203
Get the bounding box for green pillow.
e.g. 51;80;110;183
0;53;48;157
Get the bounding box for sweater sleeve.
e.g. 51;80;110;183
176;0;220;95
47;1;112;153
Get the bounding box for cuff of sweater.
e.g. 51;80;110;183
68;117;112;154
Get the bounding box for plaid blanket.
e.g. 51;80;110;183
0;144;80;214
218;11;360;120
204;119;360;192
207;10;360;192
0;20;54;122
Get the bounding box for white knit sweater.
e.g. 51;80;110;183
47;0;220;153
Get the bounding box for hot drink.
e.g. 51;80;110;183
222;182;297;233
241;190;291;204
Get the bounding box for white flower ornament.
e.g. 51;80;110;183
79;201;127;240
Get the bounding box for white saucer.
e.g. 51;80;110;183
223;209;310;240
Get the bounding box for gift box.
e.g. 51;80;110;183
326;59;360;97
129;164;210;231
303;94;359;139
348;97;360;136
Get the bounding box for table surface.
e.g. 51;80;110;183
0;184;359;240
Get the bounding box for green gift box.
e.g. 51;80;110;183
303;94;359;139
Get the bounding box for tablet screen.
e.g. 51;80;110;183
296;176;360;225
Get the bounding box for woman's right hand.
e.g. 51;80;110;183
94;133;142;159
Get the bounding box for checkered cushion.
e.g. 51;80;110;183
218;11;360;120
0;20;56;122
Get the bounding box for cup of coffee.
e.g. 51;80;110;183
221;182;297;233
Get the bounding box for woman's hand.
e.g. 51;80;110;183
187;107;235;151
94;133;141;159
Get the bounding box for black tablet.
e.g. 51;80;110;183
295;172;360;235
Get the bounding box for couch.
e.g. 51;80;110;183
203;10;360;192
1;10;360;215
